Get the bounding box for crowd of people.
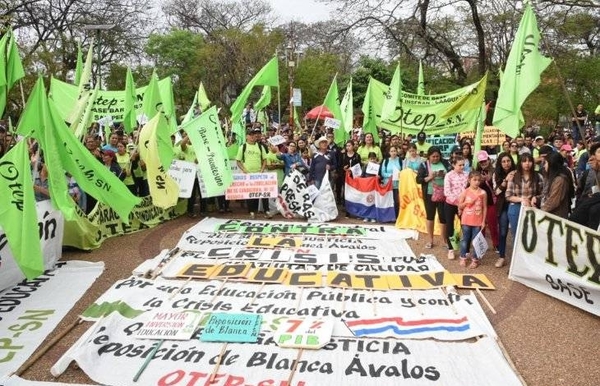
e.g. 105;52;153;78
1;101;599;271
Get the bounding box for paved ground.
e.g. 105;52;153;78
16;210;600;386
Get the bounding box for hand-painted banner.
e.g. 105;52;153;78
509;207;600;316
0;375;94;385
225;172;278;200
62;196;186;250
51;313;522;386
461;126;505;147
0;200;64;292
182;217;419;240
277;170;337;222
79;278;495;339
395;169;445;235
0;261;104;376
198;161;239;198
168;160;197;198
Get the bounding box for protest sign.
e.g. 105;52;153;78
268;135;286;146
365;162;380;176
135;310;204;340
350;164;362;178
419;135;457;158
274;318;334;349
472;231;489;258
168;160;197;198
225;173;278;200
324;117;341;129
0;261;104;376
509;208;600;316
201;313;262;343
461;126;505;147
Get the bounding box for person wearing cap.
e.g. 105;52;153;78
475;150;499;254
415;131;431;157
559;144;574;168
571;142;600;230
237;127;267;219
309;136;333;189
532;136;545;171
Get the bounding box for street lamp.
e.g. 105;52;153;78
82;24;116;89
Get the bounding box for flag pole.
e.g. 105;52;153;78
18;80;26;106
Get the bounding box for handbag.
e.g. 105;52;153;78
428;161;446;202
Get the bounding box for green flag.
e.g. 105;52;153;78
230;56;279;123
381;64;403;122
180;106;233;197
123;67;137;133
17;77;77;220
0;140;44;279
361;77;378;138
492;2;552;138
198;81;211;112
141;71;163;122
441;72;488;118
67;40;94;124
472;102;487;170
340;78;354;135
254;85;271;112
293;106;301;129
75;42;83;85
322;74;346;145
417;61;425;95
69;85;99;140
0;29;25;117
181;91;198;126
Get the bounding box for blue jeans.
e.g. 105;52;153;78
498;208;509;258
507;203;522;239
460;225;481;259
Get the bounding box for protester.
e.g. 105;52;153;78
505;153;544;238
461;142;473;172
443;156;468;260
508;141;520;164
274;141;303;176
559;144;574;168
493;153;516;268
102;150;125;181
264;144;285;219
237;127;267;219
357;133;382;165
116;142;135;194
309;136;333;189
33;162;50;201
571;103;587;142
379;145;402;217
102;133;119;153
416;146;451;249
362;152;380;178
457;171;487;268
415;131;431;157
570;142;600;230
475;150;499;254
540;152;575;219
403;143;422;172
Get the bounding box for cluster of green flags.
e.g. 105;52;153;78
0;1;550;281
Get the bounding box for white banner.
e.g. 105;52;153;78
324;117;341;129
1;375;93;385
509;207;600;316
0;261;104;376
0;200;64;292
225;172;278;200
168;160;197;198
51;312;521;386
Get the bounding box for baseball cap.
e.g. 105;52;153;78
417;131;426;140
560;144;573;152
249;127;262;134
534;136;544;141
476;150;489;162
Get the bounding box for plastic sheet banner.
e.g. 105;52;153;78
51;312;523;386
0;200;64;292
509;207;600;316
225;172;278;200
0;261;104;376
63;196;186;250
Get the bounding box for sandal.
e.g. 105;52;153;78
425;242;433;249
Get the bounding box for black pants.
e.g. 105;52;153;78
570;194;600;230
444;203;459;249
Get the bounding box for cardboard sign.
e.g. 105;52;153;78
168;160;197;198
225;172;278;200
136;310;203;340
324;117;341;129
472;231;489;258
350;163;362;179
274;318;334;349
268;135;286;146
200;313;262;343
365;162;380;176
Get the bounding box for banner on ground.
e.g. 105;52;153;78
62;196;186;250
51;312;522;386
225;172;278;200
0;261;104;376
345;174;396;223
509;207;600;316
0;200;64;292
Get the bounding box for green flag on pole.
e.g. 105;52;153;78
123;67;137;133
361;77;378;139
417;61;425;95
340;78;354;136
441;72;488;118
75;42;84;85
254;85;271;112
492;2;551;138
141;71;163;122
230;56;279;123
322;74;346;145
198;81;211;112
381;64;403;122
181;91;198;126
0;140;44;279
0;29;25;117
180;106;233;197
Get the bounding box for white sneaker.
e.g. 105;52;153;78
250;212;255;219
363;218;369;222
370;219;376;223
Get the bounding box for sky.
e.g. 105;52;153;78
269;0;334;23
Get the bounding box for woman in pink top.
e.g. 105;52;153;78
443;156;468;260
457;171;487;269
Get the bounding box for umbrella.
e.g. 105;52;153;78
305;105;334;120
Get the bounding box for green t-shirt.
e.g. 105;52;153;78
265;152;284;186
236;142;264;173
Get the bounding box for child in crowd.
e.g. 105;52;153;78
362;152;380;177
457;171;487;268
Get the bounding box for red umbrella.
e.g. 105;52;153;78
304;105;334;120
